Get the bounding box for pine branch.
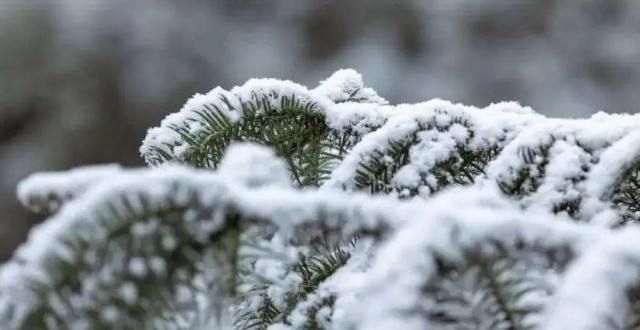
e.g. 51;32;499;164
612;166;640;225
497;143;552;197
351;123;499;198
12;70;640;330
422;243;558;330
141;72;391;188
236;238;355;330
5;174;243;329
342;187;590;330
3;161;397;329
542;228;640;330
325;100;536;197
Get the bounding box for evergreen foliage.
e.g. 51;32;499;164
5;69;640;329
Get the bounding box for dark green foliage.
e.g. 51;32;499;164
625;287;640;329
612;165;640;225
355;136;417;194
142;86;387;330
11;183;244;329
423;242;572;330
236;239;355;330
353;117;500;197
296;239;354;295
420;145;499;194
234;296;280;330
497;144;552;197
19;72;640;330
146;91;357;187
299;296;336;330
496;137;598;219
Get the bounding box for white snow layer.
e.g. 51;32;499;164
17;164;123;214
8;145;640;329
9;69;640;329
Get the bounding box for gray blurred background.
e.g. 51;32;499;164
1;0;639;260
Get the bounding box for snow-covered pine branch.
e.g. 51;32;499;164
17;164;124;215
1;144;406;329
140;69;391;187
5;69;640;329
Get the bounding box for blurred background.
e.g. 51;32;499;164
1;0;639;260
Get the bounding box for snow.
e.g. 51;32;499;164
582;130;640;225
324;98;540;195
312;68;387;105
10;70;640;329
140;78;334;167
484;111;640;221
16;164;123;214
128;257;147;278
542;228;640;330
337;186;605;330
9;158;631;329
140;70;397;168
217;143;290;187
1;145;420;328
